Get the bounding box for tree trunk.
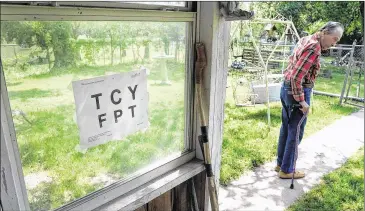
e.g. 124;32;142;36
144;44;150;61
175;41;179;62
132;45;137;63
103;47;106;65
92;47;96;65
164;42;169;55
361;1;364;41
13;46;18;65
46;47;51;70
110;38;114;66
136;45;142;62
53;49;63;68
119;45;122;64
123;49;127;63
78;47;82;64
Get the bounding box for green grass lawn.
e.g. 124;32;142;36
3;56;363;209
315;66;364;98
287;148;364;211
19;103;184;210
4;61;187;210
221;64;361;184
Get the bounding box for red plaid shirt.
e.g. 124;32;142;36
284;33;321;102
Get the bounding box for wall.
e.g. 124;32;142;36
134;171;206;211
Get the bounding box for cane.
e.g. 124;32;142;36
195;42;219;210
290;105;308;189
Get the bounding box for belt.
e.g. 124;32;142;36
283;80;314;88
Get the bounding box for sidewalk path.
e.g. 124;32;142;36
219;109;364;211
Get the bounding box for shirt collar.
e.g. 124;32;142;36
312;32;321;41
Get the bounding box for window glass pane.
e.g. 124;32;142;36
1;21;188;210
124;1;187;7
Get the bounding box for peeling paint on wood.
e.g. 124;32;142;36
1;167;8;194
133;171;206;211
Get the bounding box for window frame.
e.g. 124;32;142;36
0;4;197;211
60;1;193;11
0;1;193;12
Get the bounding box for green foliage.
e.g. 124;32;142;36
1;21;77;68
154;22;185;55
2;21;187;70
306;20;327;35
47;22;77;68
15;61;31;72
1;21;34;47
75;39;104;64
251;2;363;44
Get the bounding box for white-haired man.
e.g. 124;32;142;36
275;21;344;179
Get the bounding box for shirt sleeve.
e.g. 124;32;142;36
290;49;318;102
313;59;321;78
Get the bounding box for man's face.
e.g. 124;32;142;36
320;31;342;50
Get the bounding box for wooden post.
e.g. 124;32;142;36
339;41;356;105
12;45;18;65
197;2;230;210
290;22;300;41
344;43;358;104
1;61;30;211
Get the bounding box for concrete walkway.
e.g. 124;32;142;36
219;109;364;211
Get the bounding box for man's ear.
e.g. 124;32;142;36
322;30;329;35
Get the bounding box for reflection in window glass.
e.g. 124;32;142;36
1;21;188;210
124;1;186;7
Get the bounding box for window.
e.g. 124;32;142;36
1;5;196;210
19;1;193;12
124;1;187;7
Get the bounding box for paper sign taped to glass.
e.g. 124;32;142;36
72;69;149;150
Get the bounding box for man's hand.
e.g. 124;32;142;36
299;101;310;114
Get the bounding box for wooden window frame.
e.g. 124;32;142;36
0;4;198;211
0;1;193;12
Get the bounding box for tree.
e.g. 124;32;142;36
106;23;119;66
118;23;130;64
154;22;185;59
168;23;185;61
361;1;364;36
123;23;153;63
86;22;109;65
156;23;172;55
31;22;53;69
1;22;34;47
140;24;155;61
47;22;77;68
1;21;77;69
252;2;363;44
1;22;34;65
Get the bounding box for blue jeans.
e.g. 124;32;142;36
276;82;312;173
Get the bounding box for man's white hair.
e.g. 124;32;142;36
319;21;344;37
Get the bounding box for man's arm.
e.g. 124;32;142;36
290;49;318;102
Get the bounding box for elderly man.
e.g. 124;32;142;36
275;22;344;179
